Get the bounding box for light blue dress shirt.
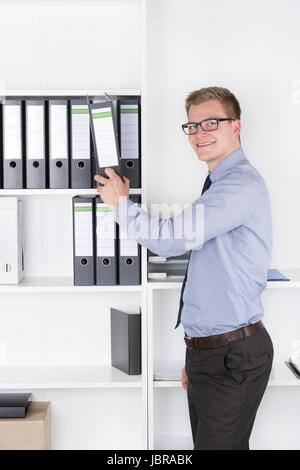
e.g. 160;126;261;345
114;148;273;337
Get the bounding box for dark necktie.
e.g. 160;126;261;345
175;174;212;329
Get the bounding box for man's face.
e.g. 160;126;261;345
187;99;241;168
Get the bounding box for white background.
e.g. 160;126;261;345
144;0;300;450
144;0;300;270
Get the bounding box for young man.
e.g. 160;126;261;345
94;87;274;450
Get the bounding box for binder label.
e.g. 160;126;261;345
71;105;90;159
4;105;22;160
50;104;68;159
74;203;93;256
120;104;139;160
96;204;116;256
27;105;45;160
92;107;119;168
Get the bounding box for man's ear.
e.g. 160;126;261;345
233;119;241;137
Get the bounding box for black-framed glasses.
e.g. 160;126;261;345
182;118;235;135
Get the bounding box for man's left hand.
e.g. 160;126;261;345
94;168;130;210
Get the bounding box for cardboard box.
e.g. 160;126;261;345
0;402;50;450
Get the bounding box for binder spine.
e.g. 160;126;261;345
67;99;72;189
49;100;69;189
73;195;96;285
0;197;24;284
119;97;141;188
45;100;49;189
88;101;121;178
2;100;24;189
25;100;47;189
95;196;118;285
70;99;92;189
91;130;98;188
22;101;26;189
128;313;141;375
111;307;141;375
118;195;141;285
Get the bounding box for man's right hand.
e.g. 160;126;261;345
182;367;188;390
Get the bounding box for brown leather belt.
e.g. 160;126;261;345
184;320;264;349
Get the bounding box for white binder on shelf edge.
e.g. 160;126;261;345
89;101;121;179
49;100;69;188
118;194;141;286
95;195;118;285
118;98;141;188
2;100;25;189
25;100;47;189
0;197;24;284
72;195;96;286
70;99;92;188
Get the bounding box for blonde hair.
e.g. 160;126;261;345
185;86;241;120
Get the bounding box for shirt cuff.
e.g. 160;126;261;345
114;198;136;227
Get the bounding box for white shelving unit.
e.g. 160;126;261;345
0;0;147;450
0;86;148;450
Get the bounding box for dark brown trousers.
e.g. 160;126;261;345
185;327;274;450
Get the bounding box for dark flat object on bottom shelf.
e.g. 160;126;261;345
0;393;32;418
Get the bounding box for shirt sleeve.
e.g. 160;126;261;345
114;172;259;258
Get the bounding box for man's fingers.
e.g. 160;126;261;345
94;174;108;185
97;168;125;185
96;185;103;196
104;167;116;178
123;176;130;189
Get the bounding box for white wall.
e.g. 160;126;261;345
144;0;300;269
0;0;141;90
144;0;300;450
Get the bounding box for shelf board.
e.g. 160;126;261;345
0;188;141;196
0;277;142;293
0;365;142;390
148;270;300;290
153;362;300;388
148;281;183;290
0;89;141;97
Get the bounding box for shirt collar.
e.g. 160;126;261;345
209;148;247;183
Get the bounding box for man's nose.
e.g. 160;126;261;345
195;124;207;136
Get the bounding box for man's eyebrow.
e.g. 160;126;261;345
186;117;218;123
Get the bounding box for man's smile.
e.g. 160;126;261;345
196;140;216;148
